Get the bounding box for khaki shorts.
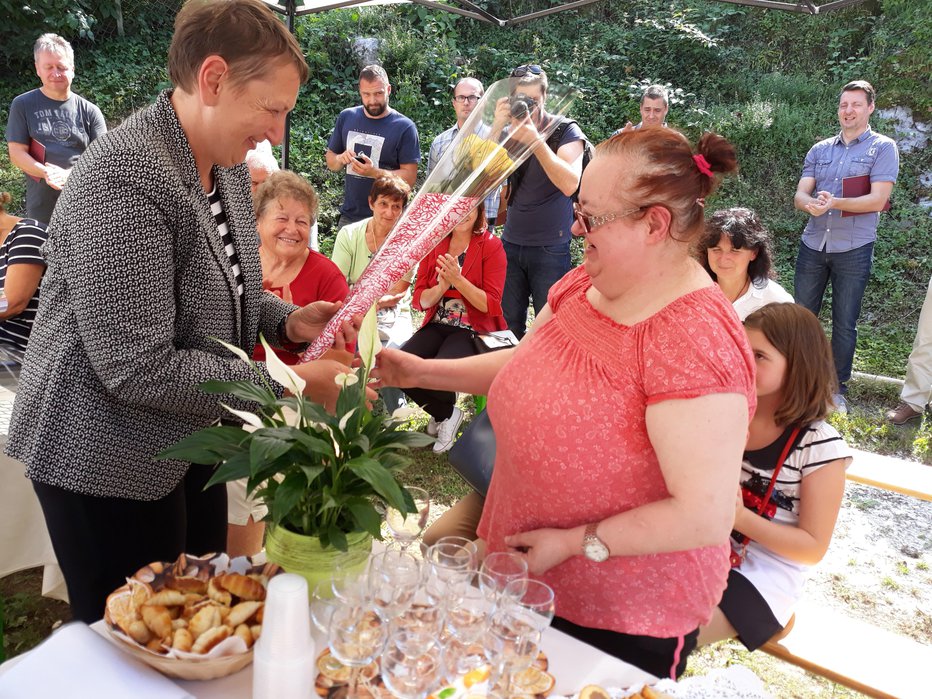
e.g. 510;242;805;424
226;479;268;526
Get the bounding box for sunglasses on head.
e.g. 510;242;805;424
511;64;543;78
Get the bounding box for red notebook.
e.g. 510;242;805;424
27;138;46;183
841;174;891;218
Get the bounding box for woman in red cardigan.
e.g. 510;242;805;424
401;201;506;452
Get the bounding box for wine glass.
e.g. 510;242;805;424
331;552;372;606
502;578;555;633
424;541;475;585
483;606;542;697
443;572;496;675
368;549;421;622
393;583;446;637
425;536;479;569
328;604;387;699
385;486;430;551
479;552;528;599
381;630;445;699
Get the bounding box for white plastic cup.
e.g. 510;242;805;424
257;573;314;657
253;573;316;699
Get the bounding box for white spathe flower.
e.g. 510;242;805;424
390;406;417;421
334;371;359;387
278;405;302;428
260;335;306;395
214;337;251;363
221;403;265;430
338;407;358;431
358;303;381;371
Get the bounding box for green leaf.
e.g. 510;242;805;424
299;463;325;484
266;426;336;459
350;434;371;454
347;498;383;538
199;380;275;405
271;472;306;524
347;457;406;511
327;525;349;552
156;425;248;463
249;432;295;470
205;451;252;488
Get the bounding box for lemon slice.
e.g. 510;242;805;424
512;666;556;695
317;650;353;682
579;685;615;699
462;666;491;689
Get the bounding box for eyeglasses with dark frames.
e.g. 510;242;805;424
452;95;481;104
510;64;543;78
573;202;643;234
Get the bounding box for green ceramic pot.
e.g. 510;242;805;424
265;525;372;598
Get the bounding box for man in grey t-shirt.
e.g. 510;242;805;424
5;33;107;223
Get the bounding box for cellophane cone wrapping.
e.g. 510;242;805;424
300;79;576;361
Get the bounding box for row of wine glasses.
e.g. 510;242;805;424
309;542;556;699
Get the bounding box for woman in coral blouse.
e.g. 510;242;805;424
377;128;756;679
401;202;506;453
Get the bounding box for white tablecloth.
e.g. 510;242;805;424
0;440;67;601
0;619;656;698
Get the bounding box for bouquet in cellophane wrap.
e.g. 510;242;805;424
300;78;576;361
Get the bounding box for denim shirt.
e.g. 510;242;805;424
800;126;898;253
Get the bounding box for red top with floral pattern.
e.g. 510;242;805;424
478;265;756;637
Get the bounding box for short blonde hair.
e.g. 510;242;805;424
254;170;318;222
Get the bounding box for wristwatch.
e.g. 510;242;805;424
582;522;610;563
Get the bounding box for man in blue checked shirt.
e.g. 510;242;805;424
793;80;899;410
426;77;501;231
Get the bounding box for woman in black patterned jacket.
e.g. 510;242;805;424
5;0;359;622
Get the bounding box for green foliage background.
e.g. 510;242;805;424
1;0;929;377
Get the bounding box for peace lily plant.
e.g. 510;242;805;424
159;307;432;551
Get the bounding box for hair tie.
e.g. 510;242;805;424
695;197;706;208
693;154;714;178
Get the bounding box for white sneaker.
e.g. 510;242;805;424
426;417;439;437
432;407;464;453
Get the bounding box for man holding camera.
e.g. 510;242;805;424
325;64;419;228
495;65;585;340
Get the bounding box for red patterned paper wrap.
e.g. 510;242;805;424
300;192;481;361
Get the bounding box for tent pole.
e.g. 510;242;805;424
282;0;298;170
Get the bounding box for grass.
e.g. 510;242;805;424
687;642;867;698
0;569;70;661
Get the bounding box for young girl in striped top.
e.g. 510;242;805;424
698;302;852;650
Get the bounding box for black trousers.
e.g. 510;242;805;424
551;616;698;680
32;465;227;623
400;323;478;420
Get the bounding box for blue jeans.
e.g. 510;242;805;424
794;241;874;393
502;240;571;339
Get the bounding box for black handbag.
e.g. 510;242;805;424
470;329;518;355
447;409;496;497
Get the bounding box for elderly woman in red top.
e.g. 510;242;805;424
400;202;506;452
377;128;755;679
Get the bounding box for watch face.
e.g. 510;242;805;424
584;539;609;563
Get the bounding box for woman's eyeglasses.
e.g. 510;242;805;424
453;95;481;104
511;64;543;78
573;203;643;234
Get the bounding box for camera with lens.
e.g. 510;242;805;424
509;93;536;119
